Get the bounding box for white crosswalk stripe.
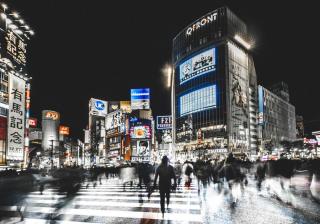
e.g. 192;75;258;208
0;178;203;223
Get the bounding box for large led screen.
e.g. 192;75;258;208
179;48;216;85
130;125;151;139
179;85;216;117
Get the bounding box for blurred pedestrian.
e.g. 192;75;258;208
153;156;177;218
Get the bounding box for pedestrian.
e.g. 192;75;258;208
153;156;177;218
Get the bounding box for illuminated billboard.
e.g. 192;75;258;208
1;30;28;72
179;48;216;85
131;140;151;162
130;125;151;139
29;118;37;127
258;86;264;125
106;110;125;132
179;85;216;117
90;98;107;117
59;126;70;135
131;88;150;110
45;111;59;120
7;73;26;161
120;101;132;113
156;116;172;130
108;101;120;113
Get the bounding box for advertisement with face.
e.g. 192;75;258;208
179;48;216;85
137;140;150;157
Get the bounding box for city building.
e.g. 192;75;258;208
0;4;33;168
269;82;290;102
257;85;296;150
172;7;258;160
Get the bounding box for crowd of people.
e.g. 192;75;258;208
1;154;319;220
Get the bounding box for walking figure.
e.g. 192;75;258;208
153;156;177;218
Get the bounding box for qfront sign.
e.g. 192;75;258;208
186;12;217;36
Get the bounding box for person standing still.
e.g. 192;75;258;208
154;156;177;217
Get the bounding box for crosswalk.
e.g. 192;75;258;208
0;178;203;223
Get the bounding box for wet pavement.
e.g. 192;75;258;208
0;174;320;224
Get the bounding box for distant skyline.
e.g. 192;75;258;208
4;0;320;139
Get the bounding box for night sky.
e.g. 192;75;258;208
4;0;320;139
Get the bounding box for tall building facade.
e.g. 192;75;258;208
172;7;258;159
0;4;33;167
258;85;296;149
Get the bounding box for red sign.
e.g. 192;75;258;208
29;118;37;127
59;126;70;135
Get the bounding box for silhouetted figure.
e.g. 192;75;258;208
154;156;176;217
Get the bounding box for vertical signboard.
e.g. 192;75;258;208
258;86;264;125
3;30;27;72
131;88;150;110
7;73;25;161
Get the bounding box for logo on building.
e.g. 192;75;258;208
45;111;59;120
95;101;105;111
186;12;217;36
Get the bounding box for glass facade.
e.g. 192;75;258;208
172;6;258;156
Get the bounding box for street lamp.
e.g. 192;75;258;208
162;63;173;89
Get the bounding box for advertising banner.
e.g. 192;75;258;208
258;86;264;125
105;110;125;132
156;115;172;130
120;101;132;113
59;125;70;135
179;48;216;85
131;140;150;162
90;98;107;117
84;130;90;144
108;101;120;113
130;125;151;139
2;30;27;72
7;73;26;161
179;85;216;117
44;111;59;120
131;88;150;110
28;117;37;127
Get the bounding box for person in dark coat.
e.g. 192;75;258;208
153;156;177;217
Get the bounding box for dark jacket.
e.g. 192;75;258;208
154;164;176;191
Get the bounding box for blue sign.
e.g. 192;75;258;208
179;48;216;85
179;85;216;117
258;86;264;125
95;101;105;111
131;88;150;110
